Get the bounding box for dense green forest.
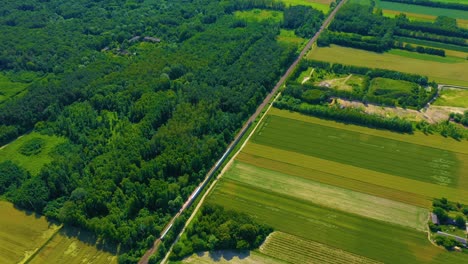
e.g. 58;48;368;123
318;2;468;54
0;0;324;262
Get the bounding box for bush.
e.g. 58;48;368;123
19;137;45;156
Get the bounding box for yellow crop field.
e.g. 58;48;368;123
0;201;60;264
29;227;117;264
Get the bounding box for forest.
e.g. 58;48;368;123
0;0;324;262
318;2;467;54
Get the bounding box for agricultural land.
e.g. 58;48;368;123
192;108;468;263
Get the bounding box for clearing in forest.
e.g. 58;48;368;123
0;132;66;176
281;0;332;13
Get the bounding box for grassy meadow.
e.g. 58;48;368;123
277;29;306;49
0;201;61;264
307;45;468;86
234;9;283;23
0;132;67;176
369;77;419;98
433;88;468;108
203;107;468;263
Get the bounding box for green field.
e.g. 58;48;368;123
308;45;468;86
234;9;283;23
387;49;465;63
225;160;429;230
396;37;468;53
204;108;468;263
433;88;468;108
281;0;331;13
0;132;67;176
369;77;418;99
252;115;465;188
0;73;29;104
29;227;117;264
210;179;467;263
376;0;468;20
0;201;61;264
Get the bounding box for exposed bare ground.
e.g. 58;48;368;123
318;74;353;91
337;99;467;124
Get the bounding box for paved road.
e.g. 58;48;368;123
139;1;347;263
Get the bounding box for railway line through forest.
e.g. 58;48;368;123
139;1;348;263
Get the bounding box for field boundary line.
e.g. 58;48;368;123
21;224;63;264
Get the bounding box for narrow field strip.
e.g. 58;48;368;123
260;232;382;264
269;108;468;155
241;143;468;204
225;161;429;231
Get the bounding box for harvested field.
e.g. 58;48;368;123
307;45;468;86
225;161;429;230
260;232;381;264
29;227;117;264
0;201;60;264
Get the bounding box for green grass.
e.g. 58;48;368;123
376;0;468;19
252;114;464;187
225;160;429;230
388;49;465;63
281;0;331;13
350;0;372;4
29;226;117;264
396;37;468;53
0;201;61;264
209;179;468;264
0;73;29;104
307;45;468;86
433;88;468;108
276;29;306;48
368;77;418;100
234;9;283;23
0;132;67;176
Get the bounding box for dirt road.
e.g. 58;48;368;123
139;1;348;263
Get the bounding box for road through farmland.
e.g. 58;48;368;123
139;1;348;263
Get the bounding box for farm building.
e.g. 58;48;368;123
430;213;439;225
